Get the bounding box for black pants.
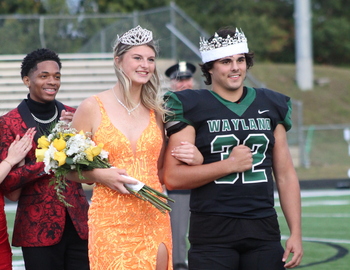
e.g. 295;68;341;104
189;238;285;270
22;213;89;270
188;213;284;270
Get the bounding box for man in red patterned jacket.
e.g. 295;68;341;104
0;48;90;270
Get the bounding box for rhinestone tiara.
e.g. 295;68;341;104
117;25;153;46
199;28;249;63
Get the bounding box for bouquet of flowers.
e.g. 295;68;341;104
35;121;174;212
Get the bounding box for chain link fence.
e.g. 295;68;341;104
1;4;348;181
0;3;206;61
297;124;350;181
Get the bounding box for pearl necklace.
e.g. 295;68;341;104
113;88;140;115
31;106;58;124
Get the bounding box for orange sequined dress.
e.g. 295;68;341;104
88;96;172;269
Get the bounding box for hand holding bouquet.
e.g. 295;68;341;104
35;121;174;212
122;175;174;213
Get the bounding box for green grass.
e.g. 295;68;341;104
4;207;23;269
250;63;350;180
5;190;350;269
276;190;350;269
250;63;350;126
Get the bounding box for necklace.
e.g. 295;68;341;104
31;106;58;124
113;88;141;115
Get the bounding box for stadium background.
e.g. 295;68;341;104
1;1;350;269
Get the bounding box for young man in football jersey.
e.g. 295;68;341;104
163;27;303;269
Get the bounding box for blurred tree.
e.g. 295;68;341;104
0;0;110;53
312;0;350;65
0;0;45;14
173;0;295;62
0;0;349;65
92;0;168;13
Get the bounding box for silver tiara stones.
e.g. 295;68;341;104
199;28;249;63
199;29;247;51
117;25;153;46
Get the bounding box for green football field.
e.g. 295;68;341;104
5;189;350;270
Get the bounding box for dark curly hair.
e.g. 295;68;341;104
21;48;62;78
200;26;254;85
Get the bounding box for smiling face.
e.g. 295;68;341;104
22;60;61;103
210;53;247;97
115;45;156;87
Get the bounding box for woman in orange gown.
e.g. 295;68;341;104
68;25;202;270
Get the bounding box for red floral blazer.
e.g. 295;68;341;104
0;100;89;247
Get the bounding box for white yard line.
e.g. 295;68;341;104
300;189;350;197
282;235;350;245
7;189;349;270
302;213;350;218
274;189;350;199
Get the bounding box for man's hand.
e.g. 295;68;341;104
283;235;303;268
227;145;253;173
60;110;74;123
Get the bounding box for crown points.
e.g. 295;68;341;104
117;25;153;46
200;28;247;52
199;28;249;63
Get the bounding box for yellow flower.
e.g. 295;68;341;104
84;143;103;162
79;130;86;139
35;148;47;162
92;143;104;156
54;151;67;166
63;133;74;139
53;136;66;151
37;136;50;149
84;147;94;162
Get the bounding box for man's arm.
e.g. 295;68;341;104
163;125;253;190
273;124;303;268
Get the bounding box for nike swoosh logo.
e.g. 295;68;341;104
258;110;269;114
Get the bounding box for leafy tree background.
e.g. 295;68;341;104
0;0;349;65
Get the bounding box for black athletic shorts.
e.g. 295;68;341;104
188;213;285;270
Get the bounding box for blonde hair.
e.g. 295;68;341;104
112;40;167;116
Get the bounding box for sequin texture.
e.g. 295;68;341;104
88;96;172;269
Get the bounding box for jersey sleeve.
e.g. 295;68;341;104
164;91;192;136
261;87;293;132
282;99;293;131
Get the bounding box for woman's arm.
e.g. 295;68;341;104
66;96;137;193
171;141;204;166
1;128;36;201
0;128;36;184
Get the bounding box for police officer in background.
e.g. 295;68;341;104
165;61;196;92
165;61;196;270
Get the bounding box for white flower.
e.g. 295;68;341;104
44;144;58;173
47;133;54;142
72;152;87;163
66;134;86;156
99;149;109;160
